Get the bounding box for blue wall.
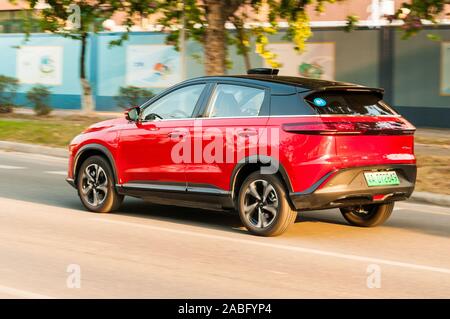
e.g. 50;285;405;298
1;28;450;127
0;33;87;108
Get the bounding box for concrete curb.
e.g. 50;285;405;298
1;140;449;207
0;141;67;158
410;191;450;207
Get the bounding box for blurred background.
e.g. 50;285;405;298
0;2;449;299
0;0;448;194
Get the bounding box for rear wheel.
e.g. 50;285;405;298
340;202;394;227
77;155;123;213
238;172;297;236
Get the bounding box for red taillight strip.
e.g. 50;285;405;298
282;121;416;136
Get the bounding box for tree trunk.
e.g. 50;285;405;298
243;50;251;71
235;24;251;70
204;0;226;75
80;32;95;114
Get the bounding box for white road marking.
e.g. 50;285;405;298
0;284;53;299
0;150;67;163
44;171;67;176
93;218;450;275
0;165;25;170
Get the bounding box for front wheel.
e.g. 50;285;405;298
340;202;394;227
238;172;297;236
77;155;123;213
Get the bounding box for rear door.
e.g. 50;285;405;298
185;82;270;192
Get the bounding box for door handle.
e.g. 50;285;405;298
237;128;258;137
141;123;159;131
168;131;185;139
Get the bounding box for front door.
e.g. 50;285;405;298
117;83;207;186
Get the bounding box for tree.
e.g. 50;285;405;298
388;0;450;38
140;0;345;75
23;0;123;113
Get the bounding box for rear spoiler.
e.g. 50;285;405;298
307;85;385;98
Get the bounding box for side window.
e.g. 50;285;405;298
270;94;316;116
141;84;206;120
207;84;265;118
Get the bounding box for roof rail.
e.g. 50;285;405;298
247;68;279;75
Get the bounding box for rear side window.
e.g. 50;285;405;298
270;94;316;116
207;84;265;118
305;91;397;116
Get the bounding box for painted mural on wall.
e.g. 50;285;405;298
126;44;181;88
441;42;450;96
264;42;335;81
16;46;63;85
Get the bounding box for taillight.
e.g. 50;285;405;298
282;120;415;136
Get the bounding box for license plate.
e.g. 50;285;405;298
364;171;400;187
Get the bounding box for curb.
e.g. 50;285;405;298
410;191;450;207
0;140;449;207
0;141;67;158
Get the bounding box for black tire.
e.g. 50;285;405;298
340;202;394;227
238;172;297;236
77;155;123;213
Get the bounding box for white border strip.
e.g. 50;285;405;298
0;285;53;299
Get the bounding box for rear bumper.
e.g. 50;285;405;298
290;164;416;211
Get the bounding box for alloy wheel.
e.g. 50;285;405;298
243;179;279;228
80;164;108;207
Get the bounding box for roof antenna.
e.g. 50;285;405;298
247;68;279;76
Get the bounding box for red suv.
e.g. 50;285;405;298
67;69;416;236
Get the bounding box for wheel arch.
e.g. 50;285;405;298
230;155;293;203
73;144;118;185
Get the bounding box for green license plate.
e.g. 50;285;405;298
364;171;400;187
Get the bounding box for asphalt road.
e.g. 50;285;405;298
0;150;449;298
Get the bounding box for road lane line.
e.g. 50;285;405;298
0;165;25;170
44;171;67;176
92;218;450;275
0;284;53;299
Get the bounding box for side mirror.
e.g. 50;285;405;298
125;106;140;122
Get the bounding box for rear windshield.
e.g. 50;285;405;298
305;91;398;116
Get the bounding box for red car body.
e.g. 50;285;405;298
67;72;416;235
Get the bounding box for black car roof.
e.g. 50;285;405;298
189;74;384;95
230;75;360;89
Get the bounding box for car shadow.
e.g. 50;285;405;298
115;198;245;234
298;207;450;238
4;185;449;238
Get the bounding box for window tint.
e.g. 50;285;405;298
207;84;265;118
270;94;316;116
141;84;205;120
305;91;397;116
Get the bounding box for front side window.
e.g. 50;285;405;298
305;91;397;116
141;84;206;121
207;84;265;118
